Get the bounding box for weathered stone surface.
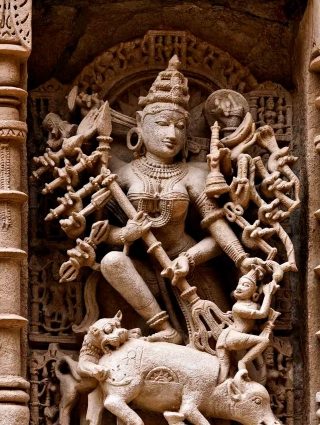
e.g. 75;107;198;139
19;1;320;424
29;0;307;90
30;48;300;423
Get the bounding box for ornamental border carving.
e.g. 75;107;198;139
0;0;32;51
74;30;258;98
30;30;293;144
0;120;27;140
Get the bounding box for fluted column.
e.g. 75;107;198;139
0;1;31;424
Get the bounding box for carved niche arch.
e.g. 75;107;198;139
74;30;258;102
30;30;292;145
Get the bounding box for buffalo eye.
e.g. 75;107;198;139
253;397;262;405
104;325;113;334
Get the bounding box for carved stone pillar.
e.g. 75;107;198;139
0;1;31;424
294;1;320;423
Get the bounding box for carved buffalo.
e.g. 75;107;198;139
56;315;282;425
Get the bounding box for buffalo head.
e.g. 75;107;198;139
212;369;282;425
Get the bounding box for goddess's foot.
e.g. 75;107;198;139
147;328;182;344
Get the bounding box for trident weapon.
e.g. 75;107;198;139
96;175;233;354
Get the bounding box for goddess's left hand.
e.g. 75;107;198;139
121;211;152;244
161;255;190;286
239;256;265;275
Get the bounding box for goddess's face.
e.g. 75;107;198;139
139;109;187;160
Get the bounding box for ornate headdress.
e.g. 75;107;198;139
138;55;190;112
238;268;258;286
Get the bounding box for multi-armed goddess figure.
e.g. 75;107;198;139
57;56;266;344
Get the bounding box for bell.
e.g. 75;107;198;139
205;121;230;198
205;170;230;198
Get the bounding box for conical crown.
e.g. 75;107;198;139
239;268;258;285
138;55;189;110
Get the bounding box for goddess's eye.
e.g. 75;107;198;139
156;121;169;126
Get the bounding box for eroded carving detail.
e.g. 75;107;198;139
264;339;293;424
248;82;292;142
29;252;84;343
29;343;78;425
0;0;31;49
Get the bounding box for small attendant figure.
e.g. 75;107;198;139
216;267;280;382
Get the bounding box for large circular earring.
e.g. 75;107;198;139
252;291;260;302
126;127;144;157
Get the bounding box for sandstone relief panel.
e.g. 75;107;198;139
28;30;300;425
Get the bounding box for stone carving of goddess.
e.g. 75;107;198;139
60;56;264;345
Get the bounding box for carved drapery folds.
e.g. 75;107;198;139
0;0;31;424
29;30;299;424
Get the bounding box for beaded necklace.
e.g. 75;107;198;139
131;156;188;227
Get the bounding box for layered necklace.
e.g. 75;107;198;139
134;156;185;180
131;155;188;227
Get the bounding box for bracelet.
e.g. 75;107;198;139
84;237;97;250
119;227;127;245
223;239;249;268
179;251;196;272
236;253;250;269
201;210;225;228
147;311;169;329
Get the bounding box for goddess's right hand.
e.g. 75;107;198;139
121;211;152;244
59;258;80;282
59;239;96;282
60;211;86;239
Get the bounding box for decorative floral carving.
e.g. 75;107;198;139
75;30;258;98
0;0;31;49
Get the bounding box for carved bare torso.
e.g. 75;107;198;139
117;158;209;257
232;301;259;333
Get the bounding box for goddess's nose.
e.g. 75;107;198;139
166;123;176;140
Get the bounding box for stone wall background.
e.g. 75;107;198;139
29;0;306;90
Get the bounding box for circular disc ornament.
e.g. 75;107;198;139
204;89;249;127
